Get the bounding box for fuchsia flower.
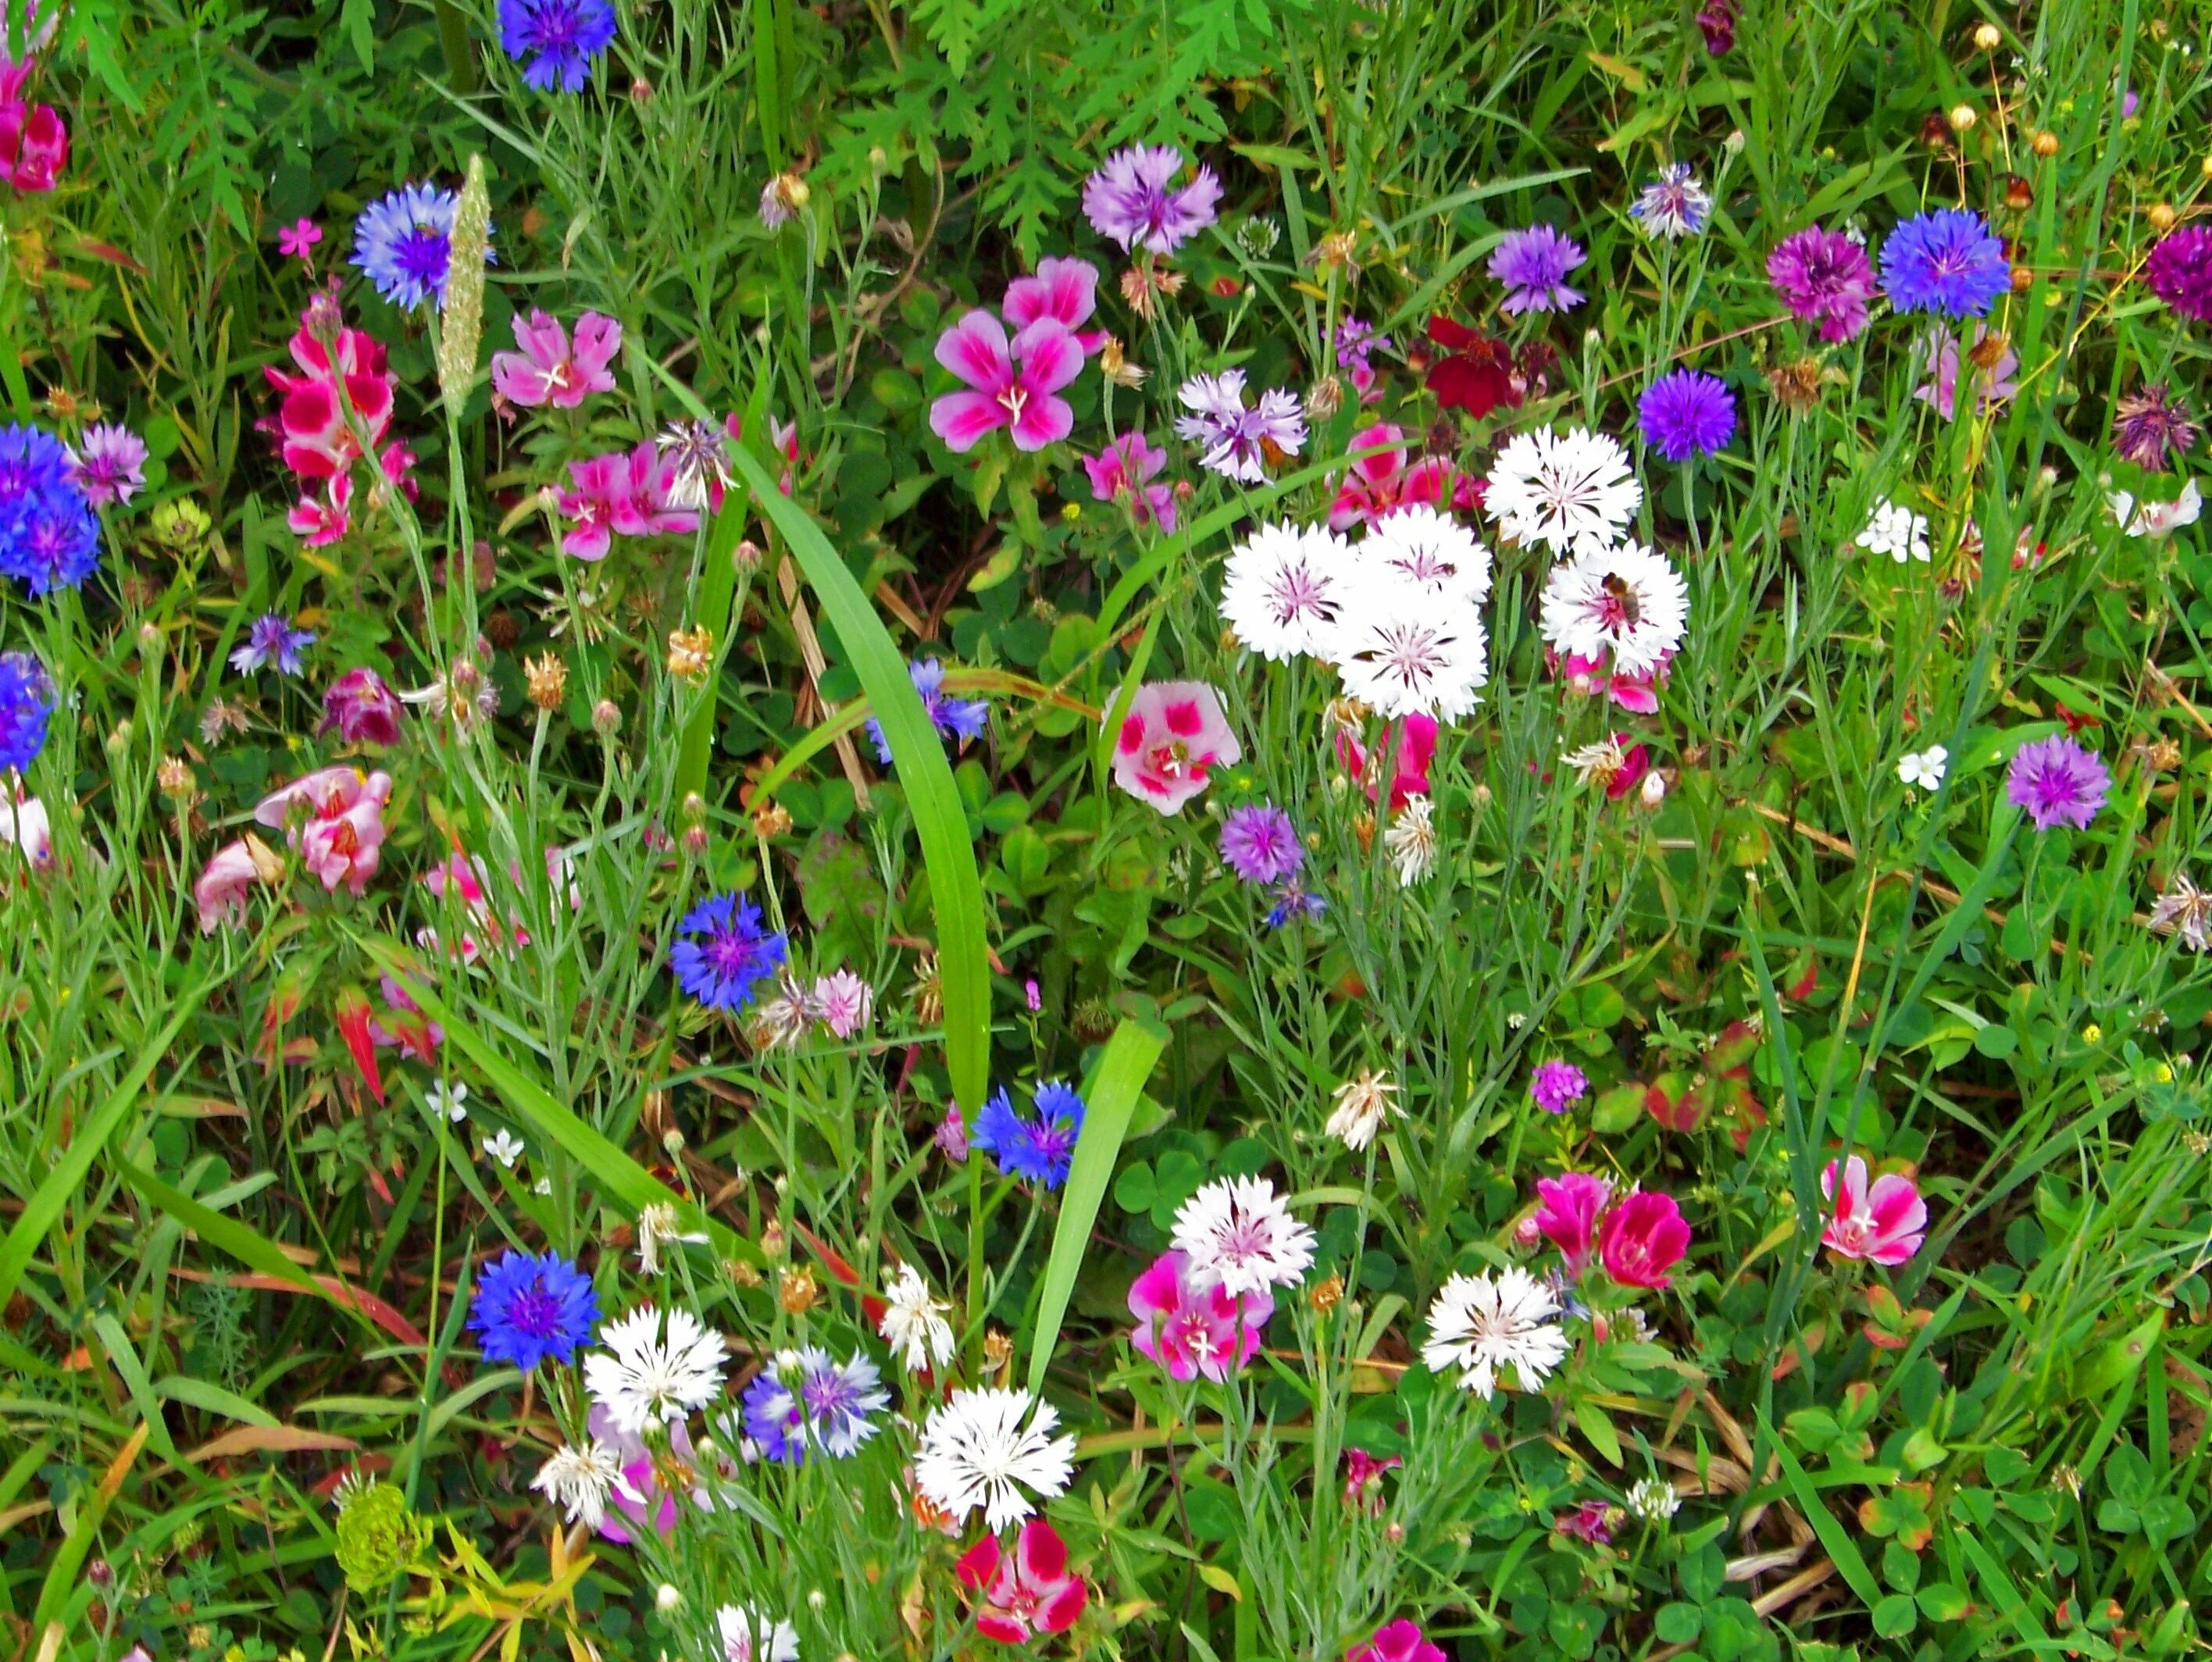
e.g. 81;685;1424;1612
491;309;622;408
1533;1172;1611;1279
929;312;1083;454
264;303;400;480
956;1520;1088;1643
254;765;392;896
1336;713;1436;812
423;849;530;962
1329;423;1453;531
277;219;323;261
1558;650;1668;716
1127;1249;1271;1382
1347;1620;1445;1662
0;58;65;194
1819;1156;1927;1266
1002;257;1108;354
1083;431;1177;531
558;441;700;559
1110;681;1240;815
1597;1191;1691;1289
1554;1500;1615;1545
1340;1447;1401;1513
318;666;405;746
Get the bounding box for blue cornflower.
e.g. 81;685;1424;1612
353;183;494;312
1637;369;1736;462
231;613;318;677
0;653;54;774
1880;209;2010;319
669;892;788;1012
467;1250;599;1371
868;658;990;766
741;1348;889;1464
498;0;617;91
1628;163;1711;241
972;1081;1086;1189
1265;879;1326;929
0;424;99;596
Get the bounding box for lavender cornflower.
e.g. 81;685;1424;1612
741;1349;887;1464
1219;804;1303;886
669;892;788;1012
0;652;54;774
2113;383;2199;472
353;182;494;312
972;1082;1086;1189
1081;145;1222;255
230;614;316;677
1637;369;1736;461
1336;317;1389;373
1174;370;1306;483
1766;226;1876;343
497;0;616;91
1264;879;1326;928
1629;164;1711;241
1530;1059;1588;1115
66;424;148;507
868;658;989;765
1880;209;2010;319
1489;226;1586;315
2005;735;2110;831
2145;226;2212;323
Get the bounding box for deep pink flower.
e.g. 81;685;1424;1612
558;441;699;559
1003;257;1108;355
1597;1190;1690;1289
929;312;1083;454
1336;713;1436;812
0;93;64;193
1534;1172;1611;1278
590;1406;704;1543
491;309;621;408
1819;1156;1926;1266
1083;431;1176;531
1340;1447;1401;1513
288;472;355;547
957;1520;1088;1643
319;666;404;747
1558;650;1666;715
1329;423;1452;531
277;219;323;261
422;849;530;962
1554;1500;1614;1545
1110;681;1241;815
254;765;392;896
264;305;399;480
1128;1249;1271;1382
1347;1619;1445;1662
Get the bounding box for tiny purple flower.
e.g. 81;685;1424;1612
1489;226;1586;316
1024;977;1041;1012
230;613;317;677
1766;226;1876;343
1219;804;1303;886
1531;1059;1588;1115
1081;145;1222;255
2005;735;2110;831
1335;317;1390;373
66;424;148;507
1637;369;1736;462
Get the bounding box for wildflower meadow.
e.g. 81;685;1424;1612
5;2;2212;1660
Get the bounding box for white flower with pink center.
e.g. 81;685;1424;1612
1220;521;1350;662
1330;582;1488;722
1538;538;1688;679
1357;503;1492;606
1170;1175;1315;1299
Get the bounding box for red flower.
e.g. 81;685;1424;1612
1597;1190;1691;1289
1424;316;1522;419
956;1521;1087;1643
1336;713;1437;811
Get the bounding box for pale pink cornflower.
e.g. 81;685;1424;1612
812;968;873;1037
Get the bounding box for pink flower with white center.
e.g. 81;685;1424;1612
812;968;873;1037
1329;423;1453;530
1083;430;1177;531
1557;648;1667;715
1170;1175;1315;1298
929;312;1083;454
956;1520;1088;1644
1127;1249;1271;1382
1538;539;1689;679
1329;581;1489;722
1002;257;1108;354
254;765;392;896
558;441;699;559
1533;1172;1611;1279
66;423;148;507
1220;521;1350;662
1819;1156;1927;1266
491;309;622;408
1109;680;1242;815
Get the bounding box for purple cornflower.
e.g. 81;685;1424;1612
230;613;316;677
1336;317;1389;373
972;1082;1086;1189
66;424;147;507
468;1250;598;1371
2113;383;2198;472
353;182;494;312
1489;226;1586;315
1530;1059;1588;1115
869;658;989;765
1264;879;1325;929
1219;803;1303;885
1637;369;1736;461
1767;227;1877;343
934;1104;969;1163
1174;370;1306;483
319;665;405;746
1629;164;1711;241
2145;226;2212;323
1081;145;1222;255
741;1348;887;1464
0;652;54;774
2006;735;2110;831
497;0;616;91
1880;209;2010;319
669;892;788;1012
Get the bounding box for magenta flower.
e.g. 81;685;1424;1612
1765;226;1877;343
956;1521;1088;1643
1109;681;1241;815
1530;1058;1587;1114
1083;430;1177;531
1329;423;1451;531
1002;256;1108;354
66;423;148;506
491;309;621;408
277;218;323;262
2146;226;2212;323
318;665;405;746
1347;1620;1445;1662
557;441;699;559
1913;326;2018;421
1081;144;1222;255
1489;225;1586;315
2005;733;2110;830
1336;713;1436;812
1340;1447;1401;1513
1820;1156;1927;1266
1533;1172;1611;1278
1597;1190;1690;1289
1127;1249;1271;1382
929;312;1083;454
1559;650;1666;716
1554;1500;1614;1545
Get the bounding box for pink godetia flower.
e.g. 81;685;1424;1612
1533;1172;1613;1279
263;302;399;480
1127;1249;1272;1382
491;309;622;409
1347;1619;1446;1662
1819;1155;1927;1266
194;833;284;933
929;312;1083;454
0;57;66;193
0;785;49;870
277;218;323;262
1340;1447;1402;1514
1597;1189;1691;1289
368;969;442;1061
253;765;392;896
558;441;701;560
1329;423;1454;532
1335;712;1437;812
1913;325;2019;422
288;471;355;547
955;1520;1088;1644
1109;680;1241;815
1083;430;1177;531
420;849;532;962
1556;648;1669;715
318;665;405;747
1002;257;1108;355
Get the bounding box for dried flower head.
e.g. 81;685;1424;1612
523;652;568;710
667;626;713;683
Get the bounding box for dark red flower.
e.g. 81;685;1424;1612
1424;316;1522;419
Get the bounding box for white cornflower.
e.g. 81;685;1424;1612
1896;745;1947;791
1482;426;1642;553
635;1200;708;1276
1220;521;1352;662
2150;872;2212;953
1562;735;1637;791
583;1304;729;1435
715;1605;800;1662
1357;504;1493;606
912;1386;1078;1532
1325;1068;1400;1151
1853;498;1931;562
481;1129;525;1168
877;1262;956;1374
2110;479;2203;538
1538;540;1689;679
1383;796;1437;887
426;1080;469;1123
1628;163;1711;240
1171;1175;1317;1297
1421;1265;1571;1399
530;1439;623;1531
1329;583;1488;722
747;973;816;1051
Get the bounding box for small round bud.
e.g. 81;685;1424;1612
733;539;764;574
590;698;622;737
137;621;165;659
655;1585;682;1614
1972;22;2000;49
681;791;707;826
88;1560;113;1589
2033;130;2060;158
759;1222;787;1260
1514;1216;1541;1248
1383;1521;1405;1544
662;1128;686;1157
2003;173;2034;212
2149;202;2178;233
1639;770;1667;809
1948;103;1977;132
2010;263;2034;291
630;77;652;104
157;754;195;801
808;1590;827;1614
681;823;708;858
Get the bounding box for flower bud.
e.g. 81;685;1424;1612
1948;103;1977;132
137;621;165;660
1972;21;2000;48
1639;771;1667;809
733;539;764;575
2033;130;2060;158
590;698;622;737
655;1585;682;1614
2150;202;2178;233
524;652;568;711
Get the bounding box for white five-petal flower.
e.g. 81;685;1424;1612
1896;746;1947;791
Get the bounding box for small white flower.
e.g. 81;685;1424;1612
1171;1175;1317;1297
1329;582;1488;722
1482;426;1642;553
2149;872;2212;952
635;1201;708;1275
2109;478;2203;538
426;1080;469;1124
877;1261;957;1374
715;1605;800;1662
1421;1265;1571;1399
655;1584;683;1615
1356;503;1492;606
1853;498;1932;562
1638;769;1667;809
913;1386;1078;1532
1896;745;1948;791
532;1176;553;1196
530;1440;623;1530
481;1129;525;1168
1383;797;1437;887
1325;1068;1400;1151
1626;1475;1682;1523
1538;540;1689;679
583;1304;729;1436
1220;521;1353;662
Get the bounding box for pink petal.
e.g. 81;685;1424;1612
1015;1520;1069;1584
936;310;1011;391
1008;391;1074;452
930;390;1007;452
491;355;554;406
1014;320;1085;394
571;312;623;384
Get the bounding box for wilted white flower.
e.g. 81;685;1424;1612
1421;1265;1570;1399
583;1304;730;1435
877;1261;956;1374
1383;796;1437;886
2150;871;2212;952
636;1200;708;1276
1172;1175;1317;1296
1325;1068;1400;1150
530;1440;623;1531
913;1386;1078;1531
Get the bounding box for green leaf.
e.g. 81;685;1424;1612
1026;1019;1167;1396
1572;1397;1622;1466
1770;1439;1882;1608
155;1375;280;1429
1872;1594;1919;1639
